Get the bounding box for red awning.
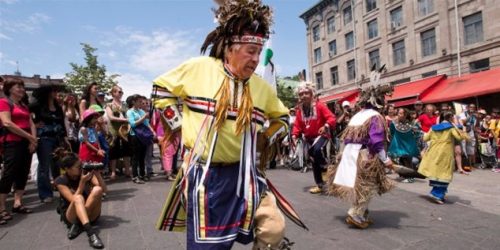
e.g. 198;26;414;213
392;97;419;107
421;68;500;103
319;89;359;104
387;75;445;102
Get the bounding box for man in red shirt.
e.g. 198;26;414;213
292;82;336;194
418;104;438;133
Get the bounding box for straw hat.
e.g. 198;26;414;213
118;124;130;141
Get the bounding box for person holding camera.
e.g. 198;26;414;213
54;150;106;249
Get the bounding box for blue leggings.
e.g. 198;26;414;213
429;180;449;200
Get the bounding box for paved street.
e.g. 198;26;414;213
1;161;499;250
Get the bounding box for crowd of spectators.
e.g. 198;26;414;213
0;76;181;248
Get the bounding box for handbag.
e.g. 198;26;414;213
133;123;154;146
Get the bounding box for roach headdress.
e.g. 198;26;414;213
201;0;273;60
358;64;393;109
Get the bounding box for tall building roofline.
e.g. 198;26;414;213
299;0;336;21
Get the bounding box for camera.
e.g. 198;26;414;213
82;162;104;171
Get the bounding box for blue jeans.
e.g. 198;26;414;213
37;137;59;200
98;133;110;172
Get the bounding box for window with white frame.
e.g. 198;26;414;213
328;40;337;57
367;19;378;39
316;72;324;90
314;47;322;64
463;12;483;45
330;66;339;85
421;28;436;57
313;25;320;42
369;49;380;69
343;6;352;25
392;40;406;66
417;0;434;16
347;59;356;80
345;32;354;50
327;17;335;34
390;6;403;29
366;0;377;12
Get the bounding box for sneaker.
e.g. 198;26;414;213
132;177;145;184
401;178;415;183
67;223;83;240
148;172;159;177
309;186;322;194
41;197;53;203
492;168;500;173
142;176;150;182
88;233;104;249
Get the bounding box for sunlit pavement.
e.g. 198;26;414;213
1;163;499;250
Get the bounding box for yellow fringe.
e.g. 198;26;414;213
214;77;231;132
235;83;253;135
213;77;254;135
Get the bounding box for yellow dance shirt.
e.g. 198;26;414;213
153;56;289;163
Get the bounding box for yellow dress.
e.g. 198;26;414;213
418;122;467;183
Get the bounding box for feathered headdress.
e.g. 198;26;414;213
202;0;273;60
358;64;393;109
295;81;316;96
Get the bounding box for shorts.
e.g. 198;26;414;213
462;137;477;156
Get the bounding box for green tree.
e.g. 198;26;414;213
276;82;297;108
65;43;119;94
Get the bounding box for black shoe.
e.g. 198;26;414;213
67;223;83;240
142;176;150;182
88;233;104;249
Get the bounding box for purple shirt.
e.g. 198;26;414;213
344;115;386;155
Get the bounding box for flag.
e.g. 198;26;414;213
262;39;276;90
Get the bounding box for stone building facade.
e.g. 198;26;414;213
300;0;500;98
